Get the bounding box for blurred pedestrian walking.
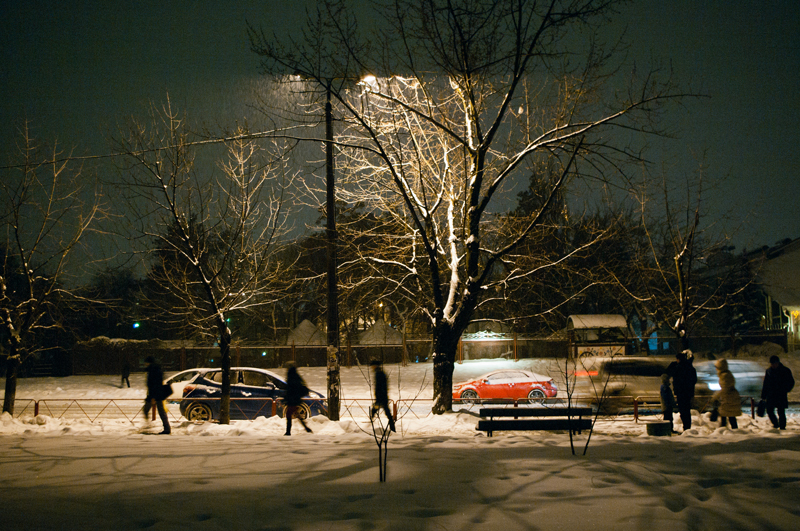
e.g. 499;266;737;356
143;356;170;434
121;359;131;388
370;359;395;432
284;363;312;436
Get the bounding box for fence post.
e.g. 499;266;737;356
514;332;518;362
34;401;39;416
272;399;277;417
751;397;755;419
633;398;639;423
392;401;398;421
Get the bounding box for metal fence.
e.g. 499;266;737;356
5;395;762;425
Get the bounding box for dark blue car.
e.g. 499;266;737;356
179;367;327;422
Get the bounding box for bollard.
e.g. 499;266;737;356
633;398;639;423
272;399;277;417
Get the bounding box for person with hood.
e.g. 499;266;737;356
712;358;741;429
666;350;697;430
761;355;795;430
284;363;312;436
143;356;170;434
660;373;676;431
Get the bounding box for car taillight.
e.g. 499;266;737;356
183;384;195;396
573;370;598;377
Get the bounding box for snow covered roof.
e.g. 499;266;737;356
757;240;800;310
285;320;326;346
358;318;403;345
567;314;628;330
461;330;509;341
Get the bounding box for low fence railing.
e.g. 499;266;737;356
4;395;767;424
631;395;759;423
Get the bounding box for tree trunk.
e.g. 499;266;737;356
2;357;19;415
218;322;232;425
327;346;340;421
431;330;460;414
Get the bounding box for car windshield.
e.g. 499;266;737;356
168;371;198;383
203;371;222;383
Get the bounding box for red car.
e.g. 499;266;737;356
453;370;558;403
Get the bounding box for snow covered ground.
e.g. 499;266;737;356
1;356;799;530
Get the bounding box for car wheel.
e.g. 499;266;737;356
527;389;546;404
283;403;312;420
460;389;479;404
185;403;213;422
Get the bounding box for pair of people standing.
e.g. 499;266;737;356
707;354;794;431
662;353;742;430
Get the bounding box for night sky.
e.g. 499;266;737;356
2;0;799;253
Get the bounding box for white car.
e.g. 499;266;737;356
164;369;214;401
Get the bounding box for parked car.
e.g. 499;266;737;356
179;367;327;422
694;360;765;398
452;370;558;404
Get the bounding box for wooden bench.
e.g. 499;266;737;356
477;407;593;437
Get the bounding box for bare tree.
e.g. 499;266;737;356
251;0;687;413
113;100;295;424
610;172;750;351
1;123;108;414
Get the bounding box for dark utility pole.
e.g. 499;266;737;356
325;82;341;421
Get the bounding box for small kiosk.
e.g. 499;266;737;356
567;314;630;358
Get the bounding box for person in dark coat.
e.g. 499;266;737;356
143;356;170;434
761;355;795;430
284;363;312;436
121;359;131;388
666;350;697;430
660;373;675;431
370;359;395;432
